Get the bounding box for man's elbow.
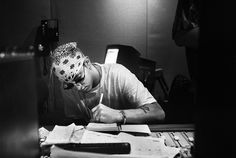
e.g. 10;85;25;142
151;104;165;122
156;108;165;121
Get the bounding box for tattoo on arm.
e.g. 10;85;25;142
139;105;150;113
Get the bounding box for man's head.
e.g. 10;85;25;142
50;42;94;91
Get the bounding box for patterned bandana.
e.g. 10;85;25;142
51;42;86;83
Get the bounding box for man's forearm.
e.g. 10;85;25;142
118;102;165;124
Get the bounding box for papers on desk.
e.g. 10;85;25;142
116;133;180;157
80;130;121;143
86;123;151;134
39;127;50;141
42;123;84;146
50;131;180;158
80;131;179;157
120;124;151;134
41;123;180;158
86;123;118;131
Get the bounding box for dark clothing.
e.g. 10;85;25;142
185;47;198;81
169;0;200;123
172;0;200;82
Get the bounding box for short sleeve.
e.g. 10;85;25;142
116;64;156;107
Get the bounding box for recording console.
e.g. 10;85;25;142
149;124;194;157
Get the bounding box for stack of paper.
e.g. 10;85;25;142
86;123;118;132
39;127;50;141
120;124;151;134
80;130;122;143
116;132;180;158
41;123;180;158
42;123;84;146
50;132;180;158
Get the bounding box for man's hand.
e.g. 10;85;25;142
91;104;122;123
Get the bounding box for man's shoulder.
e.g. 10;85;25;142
103;63;127;71
102;63;131;76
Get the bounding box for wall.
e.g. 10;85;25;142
148;0;188;86
51;0;146;62
0;0;50;47
50;0;189;87
0;0;189;88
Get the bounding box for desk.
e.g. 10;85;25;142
43;124;194;131
43;124;194;147
41;124;194;157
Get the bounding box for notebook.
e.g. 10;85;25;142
86;123;151;135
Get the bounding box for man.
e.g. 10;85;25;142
172;0;199;86
170;0;199;123
50;42;165;124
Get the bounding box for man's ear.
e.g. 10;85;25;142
84;57;92;69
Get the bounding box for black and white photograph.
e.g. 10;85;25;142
0;0;233;158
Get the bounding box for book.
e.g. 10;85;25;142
86;123;151;135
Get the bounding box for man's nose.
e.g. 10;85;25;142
75;83;84;90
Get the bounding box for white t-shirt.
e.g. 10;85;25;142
61;63;156;121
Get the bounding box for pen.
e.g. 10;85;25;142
89;93;103;122
99;93;103;104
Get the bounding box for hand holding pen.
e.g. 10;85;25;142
91;93;122;123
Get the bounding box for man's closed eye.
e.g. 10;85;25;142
74;74;85;84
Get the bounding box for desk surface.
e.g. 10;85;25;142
43;124;194;132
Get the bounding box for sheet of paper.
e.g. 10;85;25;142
117;132;180;158
39;127;50;139
121;124;151;134
70;128;85;143
43;123;84;145
80;130;122;143
86;122;118;131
